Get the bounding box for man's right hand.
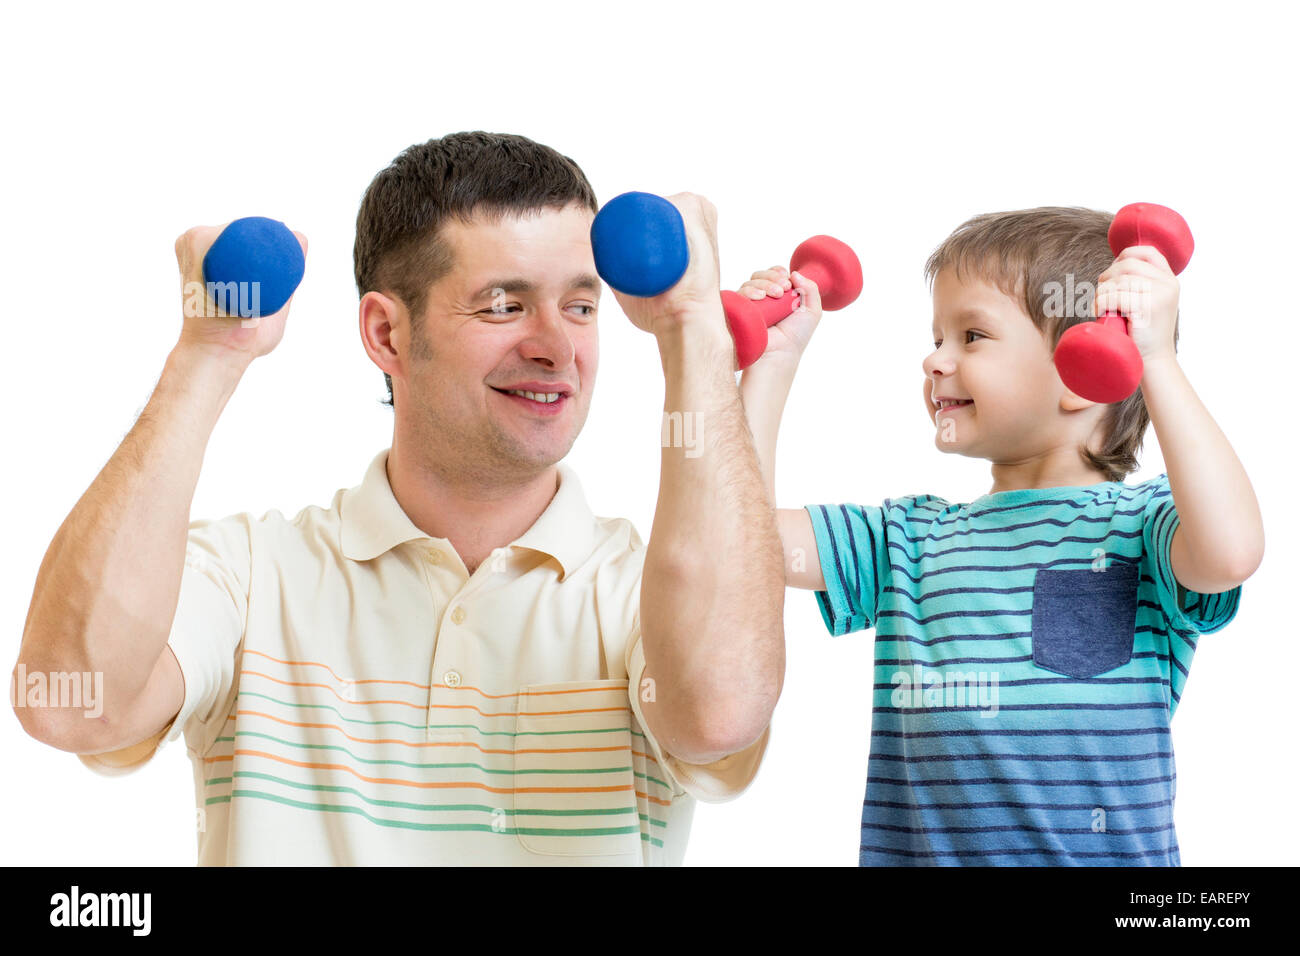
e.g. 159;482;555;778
174;223;308;365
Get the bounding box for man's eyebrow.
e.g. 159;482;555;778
470;274;603;300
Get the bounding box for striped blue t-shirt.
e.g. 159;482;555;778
805;473;1240;866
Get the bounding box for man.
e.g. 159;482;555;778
13;131;785;865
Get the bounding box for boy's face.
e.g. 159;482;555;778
922;266;1084;462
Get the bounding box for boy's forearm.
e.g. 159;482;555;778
739;357;799;504
1140;354;1264;578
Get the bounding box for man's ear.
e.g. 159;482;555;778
360;291;402;377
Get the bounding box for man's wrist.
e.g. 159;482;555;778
654;308;735;368
166;341;251;401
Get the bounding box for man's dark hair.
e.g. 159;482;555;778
353;131;599;409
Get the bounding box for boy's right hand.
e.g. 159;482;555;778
174;223;308;366
736;264;824;371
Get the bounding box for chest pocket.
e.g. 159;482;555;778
513;679;644;860
1030;562;1139;679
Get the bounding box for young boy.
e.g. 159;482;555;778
738;206;1263;866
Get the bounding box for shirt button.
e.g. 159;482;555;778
425;549;442;565
450;606;466;625
443;670;462;687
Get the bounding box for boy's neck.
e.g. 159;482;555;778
987;454;1112;495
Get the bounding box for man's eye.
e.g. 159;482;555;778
571;304;596;318
482;304;521;315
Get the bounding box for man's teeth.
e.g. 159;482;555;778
505;389;561;404
938;400;972;408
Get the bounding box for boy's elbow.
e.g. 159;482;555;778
1227;545;1263;587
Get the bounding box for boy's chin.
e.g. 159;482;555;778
932;434;976;455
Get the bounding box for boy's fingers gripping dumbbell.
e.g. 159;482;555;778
741;266;792;300
791;269;821;315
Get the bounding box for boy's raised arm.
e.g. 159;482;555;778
738;265;826;592
1099;247;1264;591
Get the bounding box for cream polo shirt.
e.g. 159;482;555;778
79;448;769;865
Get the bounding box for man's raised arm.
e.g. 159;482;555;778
615;194;785;766
13;224;305;756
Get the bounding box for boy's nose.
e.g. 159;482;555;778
922;351;954;377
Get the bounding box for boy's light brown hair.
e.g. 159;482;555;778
923;206;1180;483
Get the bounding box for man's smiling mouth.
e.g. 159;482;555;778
490;385;573;412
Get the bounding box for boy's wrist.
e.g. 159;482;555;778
1141;350;1183;385
741;353;801;391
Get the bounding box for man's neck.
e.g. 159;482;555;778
386;438;559;575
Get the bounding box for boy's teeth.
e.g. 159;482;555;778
505;389;561;404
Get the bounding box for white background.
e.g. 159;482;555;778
2;0;1295;866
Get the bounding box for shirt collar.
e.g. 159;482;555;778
341;448;600;580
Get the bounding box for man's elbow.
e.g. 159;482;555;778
13;699;97;754
673;684;779;765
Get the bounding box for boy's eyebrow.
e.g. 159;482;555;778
469;274;602;300
932;308;1000;331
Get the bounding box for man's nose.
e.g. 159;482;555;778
519;306;576;368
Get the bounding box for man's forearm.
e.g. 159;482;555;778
1141;354;1264;579
15;345;246;743
639;322;786;762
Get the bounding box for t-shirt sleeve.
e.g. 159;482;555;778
624;623;769;803
1140;474;1241;637
78;513;252;776
804;502;889;636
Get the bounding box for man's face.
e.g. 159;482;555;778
921;266;1072;460
401;203;600;480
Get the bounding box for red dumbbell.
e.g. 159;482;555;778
1053;203;1194;404
720;235;863;370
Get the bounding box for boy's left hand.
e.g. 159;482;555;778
736;265;824;372
1093;246;1179;364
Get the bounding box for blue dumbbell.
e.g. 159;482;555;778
201;216;306;318
590;192;690;298
591;190;863;370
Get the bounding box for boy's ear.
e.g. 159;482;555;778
1060;386;1100;413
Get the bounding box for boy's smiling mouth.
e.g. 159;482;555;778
934;395;973;415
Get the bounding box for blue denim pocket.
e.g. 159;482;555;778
1031;562;1139;679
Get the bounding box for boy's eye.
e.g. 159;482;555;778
933;331;985;348
570;304;596;318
